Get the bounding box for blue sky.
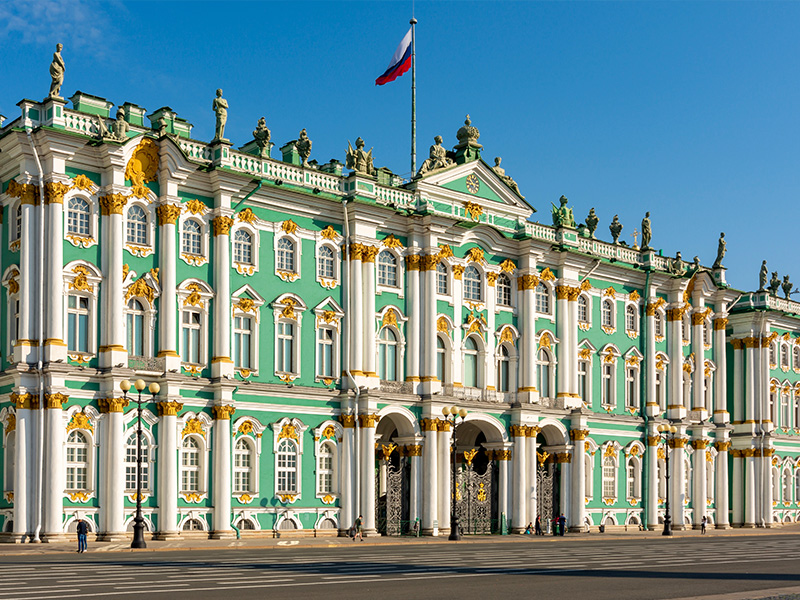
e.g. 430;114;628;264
1;0;797;292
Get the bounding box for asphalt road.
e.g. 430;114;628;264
2;535;800;600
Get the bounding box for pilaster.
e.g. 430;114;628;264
211;213;234;378
155;398;183;539
211;404;235;538
98;192;128;368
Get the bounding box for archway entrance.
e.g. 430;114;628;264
536;427;565;535
452;422;501;534
375;415;412;536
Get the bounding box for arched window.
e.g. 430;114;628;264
601;362;614;407
601;300;614;328
436;335;447;383
277;439;298;494
233;315;253;370
770;343;777;366
654;311;664;337
182;219;202;255
317;441;336;495
705;370;714;413
497;274;512;306
13;204;22;241
625;305;637;332
180;436;201;493
795;470;800;503
585;454;594;499
317;245;335;279
538;348;551;399
4;431;14;492
126;205;148;245
463;266;482;302
781;345;790;369
277;238;295;272
781;390;791;429
794;346;800;370
67;294;90;353
655;368;666;411
125;431;149;492
67;197;90;236
126;299;145;356
795;389;800;429
377;251;397;287
772;467;781;503
602;455;616;499
182;518;204;531
657;458;666;500
625;365;638;409
578;296;589;324
233;230;253;265
784;470;793;504
234;438;254;494
277;321;294;373
464;336;479;388
626;457;640;499
181;309;202;364
682;317;690;342
535;283;550;314
66;430;89;491
497;345;511;392
436;262;448;295
706;458;715;501
769;387;778;425
377;327;398;381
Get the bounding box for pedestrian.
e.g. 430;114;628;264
535;515;543;536
552;516;558;536
701;515;707;535
524;522;533;535
354;514;363;541
76;518;88;553
558;513;567;536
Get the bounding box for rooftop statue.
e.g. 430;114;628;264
769;271;781;297
712;232;726;269
346;137;375;176
492;157;523;198
609;214;623;244
455;114;482;149
417;136;453;176
49;43;65;99
97;107;129;142
667;251;686;276
759;260;768;292
212;88;228;142
641;212;652;250
782;275;793;300
691;256;701;273
296;129;312;167
551;195;575;229
585;208;599;238
253;117;271;158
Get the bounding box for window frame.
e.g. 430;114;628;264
124;429;152;494
436;261;449;296
66;429;93;493
233;437;256;495
463;265;483;303
376;250;399;288
496;273;512;307
602;453;618;502
125;203;150;247
179;433;207;495
535;282;551;315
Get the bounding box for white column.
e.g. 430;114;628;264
715;440;730;528
744;450;756;527
362;248;377;383
645;301;658;418
421;419;438;535
406;256;421;385
671;438;686;529
43;395;66;540
763;451;774;527
156;401;181;539
485;275;497;394
359;414;377;534
421;255;439;393
691;438;707;529
15;193;38;363
691;310;705;418
338;416;355;535
667;309;685;420
646;431;659;530
527;426;539;525
408;444;422;529
12;401;31;541
496;450;510;530
510;427;527;532
733;340;744;423
211;216;234;378
437;420;451;533
732;449;743;526
570;430;587;532
156;204;180;367
102;402;126;539
44;186;66;361
556;286;569;401
211;406;234;538
350;246;364;377
520;276;538;398
99;194;127;367
451;266;464;389
568;292;580;396
745;342;756;424
713;316;729;424
559;457;571;527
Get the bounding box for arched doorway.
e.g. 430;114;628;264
535;423;567;534
375;413;414;536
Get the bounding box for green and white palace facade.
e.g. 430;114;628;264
0;88;798;542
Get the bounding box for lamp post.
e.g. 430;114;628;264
120;378;160;549
442;405;468;541
656;423;678;537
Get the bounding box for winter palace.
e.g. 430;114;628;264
0;62;799;543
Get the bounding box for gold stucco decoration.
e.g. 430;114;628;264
320;225;338;240
5;414;16;433
278;422;299;442
183;283;204;307
466;247;485;265
436;316;450;333
212;406;236;420
181;417;206;438
125;138;159;199
281;219;298;235
437;244;454;259
184;199;208;215
280;298;298;319
157;401;184;416
499;327;514;344
603;445;618;458
540;267;556;281
645;297;666;316
538;332;552;348
235;298;256;314
212;215;234;236
69;266;94;292
6;180;39;204
463;448;478;465
238;421;254;435
464;201;483;221
44;181;71;205
67;411;93;433
71;174;96;192
381;234;404;249
238;494;253;504
321;425;336;440
629;290;640;302
452;265;465;280
238;208;258;224
99;193;128;215
125;276;156;306
578;347;592;360
518;274;539;290
499;259;516;273
156;204;182;225
382;308;398;328
68;492;90;503
603;286;616;297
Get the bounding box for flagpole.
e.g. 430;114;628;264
410;16;417;177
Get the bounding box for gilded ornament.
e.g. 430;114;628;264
278;494;297;504
578;347;592;360
44;393;68;409
495;450;512;461
499;259;516;274
181;417;206;438
407;444;423;457
321;494;335;505
437;244;454;259
713;317;729;331
5;414;16;433
97;397;128;413
70;173;96;192
464;201;483;221
579;279;592;292
321;425;336;440
235;297;256;314
538;332;552;348
381;234;404;249
6;180;38;204
281;219;298;235
280;298;297;319
645;298;666;316
518;274;539;290
66;411;93;433
405;254;421;270
379;443;397;460
320;225;338;240
212;405;236;420
556;452;571;463
183;283;204;307
362;245;379;263
237;207;258;224
7;277;19;295
358;414;380;428
125;276;156;306
486;272;498;287
437;418;451;432
44;181;71;205
382;308;398;328
320;310;337;324
68;492;90;503
556;285;570;300
238;421;254;435
499;327;514;344
537;451;550;466
420;418;438;432
452;265;465;280
212;215;234;236
122;264;130;281
603;286;616;298
647;435;660;446
626;356;641;367
603;445;618;458
278;422;299;442
629;290;640;302
420;255;439;271
657;447;666;460
603;353;616;364
348;243;364;261
466;247;485;265
183;493;202;503
157;401;183;416
569;429;589;441
339;414;356;428
99;193;128;216
184;199;208;215
238;494;253;504
125;138;159;199
436;316;450;333
691;307;712;326
566;287;581;302
463;448;478;465
510;425;527;437
540;267;556;281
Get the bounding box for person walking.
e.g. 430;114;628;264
701;515;708;535
558;514;567;536
534;515;543;536
354;514;363;541
76;519;88;553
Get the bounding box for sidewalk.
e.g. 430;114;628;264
2;523;799;557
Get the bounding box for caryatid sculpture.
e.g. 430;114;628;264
346;137;375;176
49;43;65;99
417;135;453;176
212;88;228;141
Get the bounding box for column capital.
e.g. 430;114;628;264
98;397;129;413
713;317;729;330
212;405;236;420
420;255;439;271
44;392;69;409
362;245;379;263
406;444;423;456
44;181;71;205
526;425;541;437
569;429;590;441
157;400;184;416
518;273;539;290
156;203;182;225
452;265;465;280
99;193;128;215
714;440;732;452
645;298;667;316
405;254;421;270
647;435;660;446
436;418;451;432
358;413;380;428
691;439;708;450
419;418;438;432
338;414;356;428
509;424;527;437
12;392;38;410
211;215;234;236
555;452;571;463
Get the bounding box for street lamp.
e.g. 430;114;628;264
120;378;160;549
442;405;468;541
656;423;678;537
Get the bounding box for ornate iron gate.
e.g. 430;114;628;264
536;457;560;534
377;451;409;536
453;452;494;534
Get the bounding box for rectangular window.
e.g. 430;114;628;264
181;310;201;364
277;322;294;373
602;364;613;406
656;371;664;410
578;361;588;403
67;295;89;352
233;316;252;369
317;327;334;377
626;367;637;408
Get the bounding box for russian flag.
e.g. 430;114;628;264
375;27;413;86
